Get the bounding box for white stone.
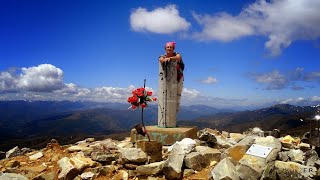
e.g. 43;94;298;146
168;138;196;154
80;172;95;180
29;151;43;160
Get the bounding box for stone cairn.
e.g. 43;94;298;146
1;127;320;180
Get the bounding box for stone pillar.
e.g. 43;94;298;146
158;60;177;127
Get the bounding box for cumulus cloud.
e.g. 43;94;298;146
192;0;320;56
130;4;191;34
200;76;218;84
0;64;64;92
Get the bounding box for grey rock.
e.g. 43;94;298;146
278;151;289;162
6;146;22;158
0;173;28;180
163;143;185;179
184;152;209;171
215;136;233;149
243;127;264;137
32;172;55;180
236;136;281;180
210;157;240;180
260;162;276;180
67;145;92;153
305;149;319;167
135;161;165;176
275;160;316;180
236;135;257;148
195;146;221;162
91;152;116;162
198;129;217;146
57;157;78;180
119;148;148;164
229;133;245;143
287;149;304;163
21;148;32;154
70;154;96;171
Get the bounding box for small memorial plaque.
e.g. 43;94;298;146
246;144;273;158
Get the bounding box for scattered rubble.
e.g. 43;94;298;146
2;127;320;179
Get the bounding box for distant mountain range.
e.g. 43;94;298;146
180;104;319;135
0;100;319;151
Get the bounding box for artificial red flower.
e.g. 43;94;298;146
128;88;156;109
141;103;146;109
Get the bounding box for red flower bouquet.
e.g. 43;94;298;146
127;87;156;109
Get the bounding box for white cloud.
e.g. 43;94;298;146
304;71;320;82
280;97;304;104
192;12;254;42
18;64;64;91
130;4;191;34
249;68;320;90
249;70;288;90
192;0;320;56
279;96;320;106
311;96;320;102
182;88;200;98
200;76;218;84
0;64;64;92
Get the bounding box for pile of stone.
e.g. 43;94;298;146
1;127;320;179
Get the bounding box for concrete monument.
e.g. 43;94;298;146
158;60;178;127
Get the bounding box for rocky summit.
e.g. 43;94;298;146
1;127;320;180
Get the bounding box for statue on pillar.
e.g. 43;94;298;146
158;42;184;128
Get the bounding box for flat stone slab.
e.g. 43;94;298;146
131;126;198;145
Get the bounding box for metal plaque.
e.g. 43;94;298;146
246;144;273;158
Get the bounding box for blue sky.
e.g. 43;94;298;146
0;0;320;109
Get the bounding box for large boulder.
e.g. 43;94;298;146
275;160;316;180
223;144;247;162
0;173;28;180
184;152;209;171
119;148;147;164
198;128;217;146
135;161;165;176
70;154;96;171
163;143;185;179
260;162;276;180
6;146;22;158
209;157;240;180
195;146;221;162
168;138;196;154
91;151;117;163
236;136;281;180
57;157;78;180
